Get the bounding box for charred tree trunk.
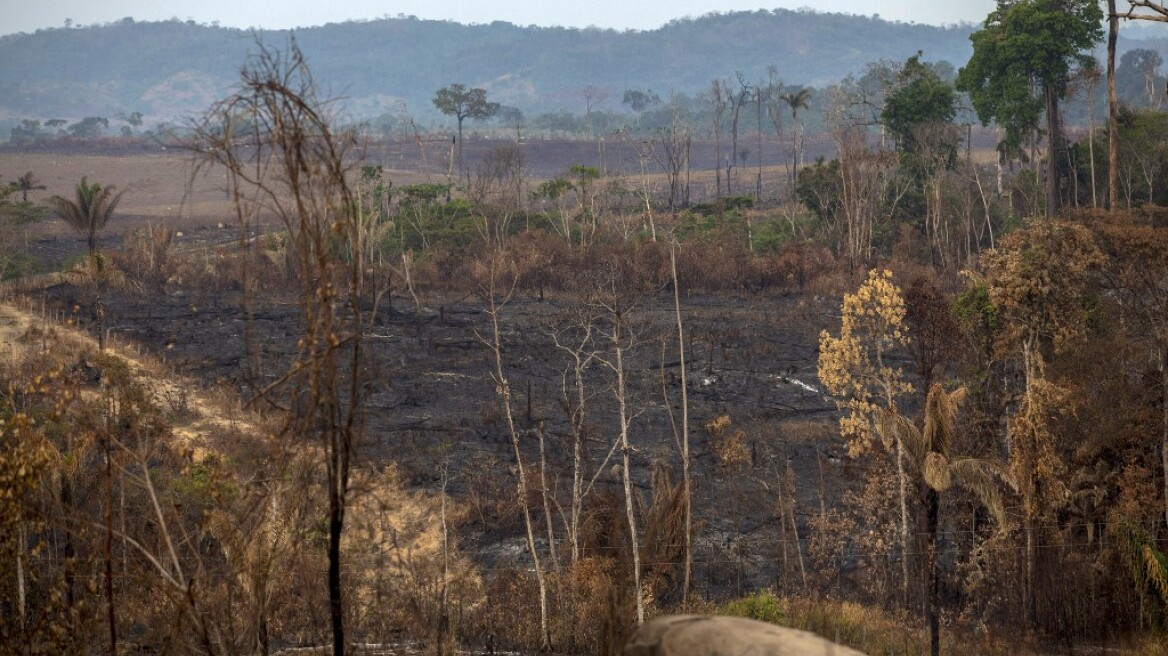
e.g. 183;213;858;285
328;486;345;656
925;485;940;656
1044;83;1062;216
1108;0;1121;210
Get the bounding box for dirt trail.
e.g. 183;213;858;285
0;300;268;462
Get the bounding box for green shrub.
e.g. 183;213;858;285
719;590;786;625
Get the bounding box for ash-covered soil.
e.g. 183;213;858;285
43;279;863;599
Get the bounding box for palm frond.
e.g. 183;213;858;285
1145;545;1168;602
1114;518;1168;628
49;177;125;253
923;383;966;456
948;456;1007;528
876;407;922;465
923;451;952;491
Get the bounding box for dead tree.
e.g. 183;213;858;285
550;312;622;567
590;274;646;626
192;38;376;656
707;80;730;201
479;255;552;651
730;74;754;195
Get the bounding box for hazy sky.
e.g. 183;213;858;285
5;1;998;36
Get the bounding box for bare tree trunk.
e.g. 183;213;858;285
617;344;644;624
1108;0;1120;211
670;243;692;610
538;422;560;575
1044;83;1062;216
486;272;551;650
1021;341;1038;634
61;434;75;609
756;90;764;203
786;460;807;591
1088;75;1099;209
439;464;452;656
816;453;827;523
926;486;940;656
328;480;345;656
104;437;118;656
1161;349;1167;530
607;299;644;625
730;88;747;191
895;433;911;608
569;355;588;565
16;520;26;631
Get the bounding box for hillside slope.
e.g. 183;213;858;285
0;10;977;121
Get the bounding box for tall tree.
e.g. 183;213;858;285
780;88;812;190
193;39;374;656
957;0;1103;216
432;83;500;178
48;177;124;256
1109;0;1121;209
706;79;730;200
1117;48;1164;107
982;219;1104;630
882;53;958;160
883;52;960;265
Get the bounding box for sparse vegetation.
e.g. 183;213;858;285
2;11;1168;656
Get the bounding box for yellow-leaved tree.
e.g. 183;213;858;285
818;268;914;604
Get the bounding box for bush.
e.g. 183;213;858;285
719;590;786;625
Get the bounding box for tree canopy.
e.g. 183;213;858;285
957;0;1102;150
956;0;1102;213
882;52;957;159
432;83;500;125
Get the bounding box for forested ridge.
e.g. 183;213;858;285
2;10;979;120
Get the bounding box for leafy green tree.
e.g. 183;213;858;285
622;89;660;113
882;52;957;165
957;0;1103;215
48;177;124;256
432;83;499;176
884;52;960;265
67;116;110;139
1117;48;1164;107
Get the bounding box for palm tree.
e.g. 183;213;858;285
51;178;126;352
879;384;1006;656
780;88;812;190
12;171;46;204
48;177;124;255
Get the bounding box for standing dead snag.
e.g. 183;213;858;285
478;253;551;651
192;38;374;656
589;271;646;626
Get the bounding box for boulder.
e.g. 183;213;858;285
624;614;867;656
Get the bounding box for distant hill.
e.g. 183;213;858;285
0;10;978;124
1;10;1165;128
